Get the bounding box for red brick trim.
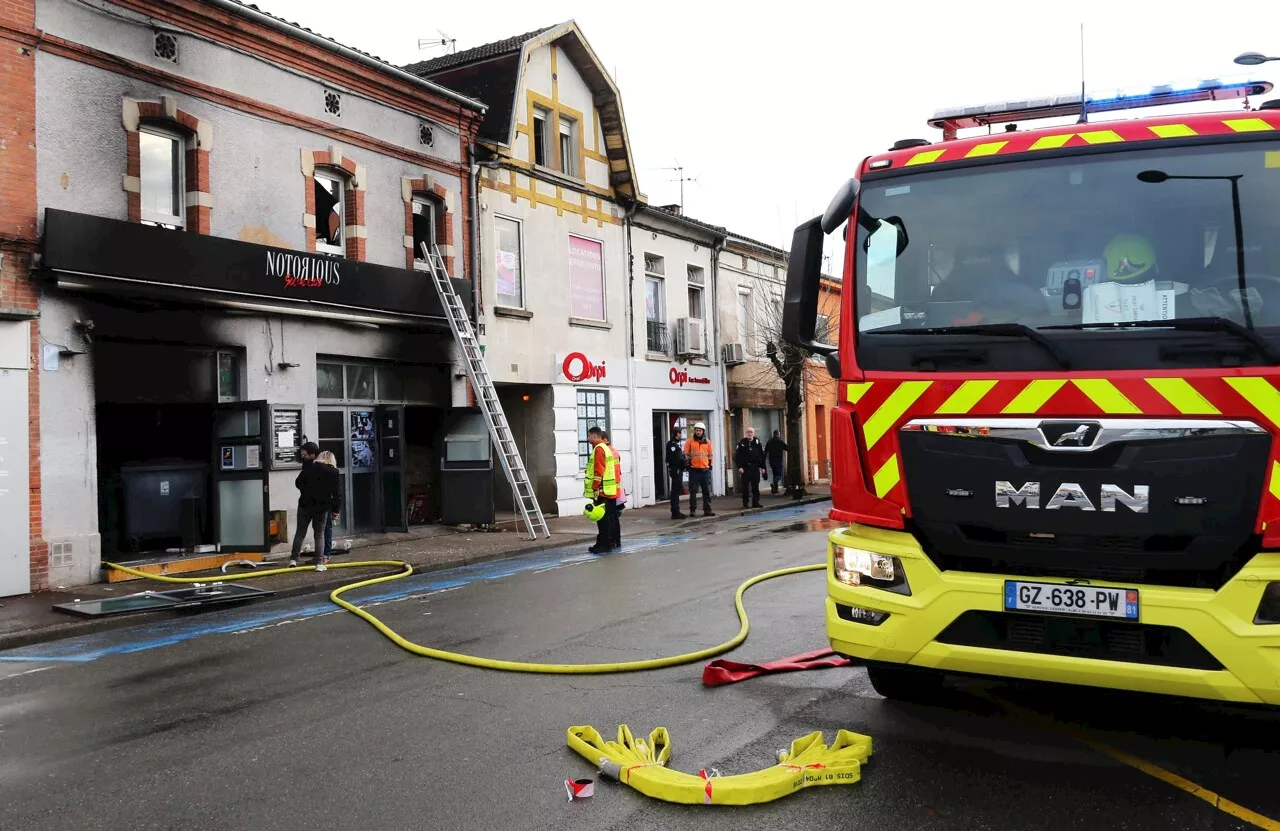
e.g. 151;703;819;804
44;35;473;179
124;98;212;233
403;178;455;275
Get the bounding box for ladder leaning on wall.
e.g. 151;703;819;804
421;243;550;540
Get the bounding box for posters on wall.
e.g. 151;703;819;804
568;235;605;320
271;406;303;468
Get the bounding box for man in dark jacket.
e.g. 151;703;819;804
734;427;766;509
765;430;788;494
290;442;341;570
665;428;687;520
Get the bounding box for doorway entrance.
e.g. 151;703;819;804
651;410;708;501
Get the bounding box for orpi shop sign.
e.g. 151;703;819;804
560;352;609;383
669;367;712;387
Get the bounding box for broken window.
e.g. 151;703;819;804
412;196;436;268
315;173;345;254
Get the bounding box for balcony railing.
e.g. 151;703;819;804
646;320;669;354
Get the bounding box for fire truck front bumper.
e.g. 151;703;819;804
826;523;1280;706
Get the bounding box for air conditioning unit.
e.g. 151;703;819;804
675;318;705;356
722;342;746;365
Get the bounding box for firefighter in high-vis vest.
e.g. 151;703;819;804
683;422;715;517
584;425;621;554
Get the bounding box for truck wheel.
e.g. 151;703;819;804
865;664;946;703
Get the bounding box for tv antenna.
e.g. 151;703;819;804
418;30;457;55
657;162;700;210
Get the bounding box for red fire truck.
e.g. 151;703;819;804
782;78;1280;705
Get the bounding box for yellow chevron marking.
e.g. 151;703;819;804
1271;462;1280;504
1001;380;1066;414
965;141;1007;158
1030;134;1073;150
905;149;945;166
862;381;932;449
1149;123;1197;138
1073;379;1141;414
847;382;873;404
1226;377;1280;427
873;454;901;499
1146;378;1220;415
1224;117;1273;133
935;380;997;414
1077;130;1125;144
1267;151;1280;169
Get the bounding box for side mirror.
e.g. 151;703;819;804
824;352;841;377
822;179;860;234
782;216;837;355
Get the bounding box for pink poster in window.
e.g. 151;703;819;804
568;236;605;320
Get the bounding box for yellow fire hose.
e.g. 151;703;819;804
103;558;873;805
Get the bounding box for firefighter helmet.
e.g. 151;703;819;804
1104;233;1157;283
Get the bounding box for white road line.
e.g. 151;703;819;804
1;666;53;681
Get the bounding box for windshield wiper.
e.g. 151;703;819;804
1042;316;1280;365
896;323;1071;369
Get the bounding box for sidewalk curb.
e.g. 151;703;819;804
0;496;831;652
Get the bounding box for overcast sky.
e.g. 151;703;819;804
260;0;1272;262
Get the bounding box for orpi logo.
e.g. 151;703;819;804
562;352;607;383
669;367;711;387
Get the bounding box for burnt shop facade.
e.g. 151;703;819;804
37;209;488;585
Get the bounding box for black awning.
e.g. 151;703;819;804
40;209;471;323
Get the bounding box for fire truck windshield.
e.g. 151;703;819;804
853;141;1280;369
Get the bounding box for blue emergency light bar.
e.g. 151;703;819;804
928;77;1272;132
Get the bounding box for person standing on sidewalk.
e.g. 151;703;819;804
683;422;715;517
665;427;687;520
315;451;344;561
765;430;788;495
735;427;766;509
585;426;620;554
290;441;341;571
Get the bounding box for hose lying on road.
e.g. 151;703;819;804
567;723;872;805
101;560;826;675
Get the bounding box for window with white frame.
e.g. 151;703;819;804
314;173;345;255
411;196;436;268
494;216;524;308
576;389;610;471
559;116;578;177
686;265;705;322
532;107;550;167
737;289;753;349
139;125;184;229
644;253;666;353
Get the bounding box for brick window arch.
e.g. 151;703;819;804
402;175;455;275
303;147;366;261
122;96;212;233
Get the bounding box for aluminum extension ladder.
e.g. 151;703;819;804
421;243;550;540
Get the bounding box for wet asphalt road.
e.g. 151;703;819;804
2;504;1278;830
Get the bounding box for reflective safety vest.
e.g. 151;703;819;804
583;441;619;498
684;437;713;470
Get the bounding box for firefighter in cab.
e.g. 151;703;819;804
734;426;766;509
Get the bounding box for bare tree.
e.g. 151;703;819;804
733;269;836;499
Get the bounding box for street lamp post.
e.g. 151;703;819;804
1235;52;1280;66
1137;170;1253;329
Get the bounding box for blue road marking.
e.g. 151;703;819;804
0;534;698;664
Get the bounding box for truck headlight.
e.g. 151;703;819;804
832;545;910;594
1255;582;1280;624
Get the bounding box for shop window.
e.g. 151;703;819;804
345;365;376;400
532;107;550;167
576;389;610;471
412;196;436;269
315;172;345;255
317;362;344;400
217;350;241;402
568;235;605;321
495;216;524;308
559;116;578;178
139;125;185;230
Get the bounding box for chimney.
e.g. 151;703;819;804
659;203;682;216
